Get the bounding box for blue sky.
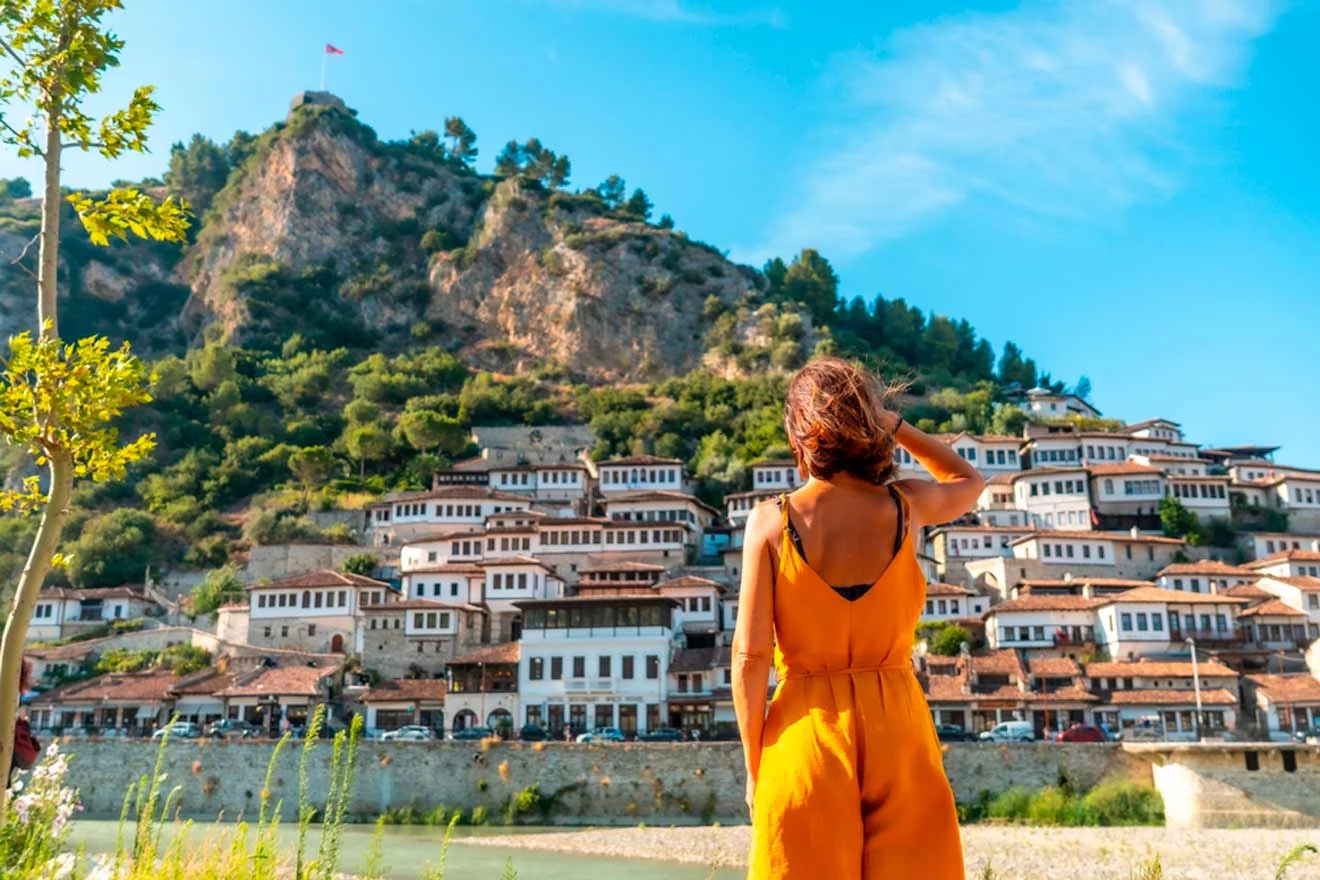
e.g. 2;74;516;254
2;0;1316;464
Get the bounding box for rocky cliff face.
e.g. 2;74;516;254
4;96;803;381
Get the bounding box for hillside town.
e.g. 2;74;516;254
21;389;1320;746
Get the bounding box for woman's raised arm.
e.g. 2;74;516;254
732;501;778;798
891;419;987;529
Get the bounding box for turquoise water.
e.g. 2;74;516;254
68;820;742;880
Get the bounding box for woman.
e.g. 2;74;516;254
733;357;984;879
11;658;40;780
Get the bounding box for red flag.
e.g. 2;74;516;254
325;43;344;55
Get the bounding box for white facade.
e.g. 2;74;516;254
1079;435;1131;467
1020;390;1100;419
1012;469;1093;530
597;458;684;495
751;461;803;492
1090;466;1166;508
1097;589;1247;661
1250;534;1320;559
1011;533;1115;565
921;584;987;622
1257;576;1320;629
1166;476;1231;520
517;598;674;735
1024;436;1083;469
1131;455;1208;477
986;604;1100;651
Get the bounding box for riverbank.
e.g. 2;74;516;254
460;825;1320;878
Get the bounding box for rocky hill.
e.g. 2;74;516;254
0;92;800;382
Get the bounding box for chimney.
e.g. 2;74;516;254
1130;525;1140;539
1081;582;1095;599
1063;572;1073;583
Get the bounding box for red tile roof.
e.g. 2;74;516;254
1084;659;1238;679
1088;463;1163;476
1260;575;1320;592
476;556;548;568
926;582;975;597
1099;587;1250;606
254;570;391;590
360;678;447;703
577;561;666;574
32;670;178;705
1010;531;1184;546
970;649;1025;677
657;576;727;592
373;486;531;504
1019;578;1154;590
1247;674;1320;705
1103;688;1237;706
449;642;521;666
1029;657;1082;677
988;596;1106;613
1157;561;1259;578
1220;583;1272;600
217;662;340;698
1246;551;1320;568
1239;599;1307;618
600;455;683;466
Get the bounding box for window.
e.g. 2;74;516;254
529;658;544;680
307;624;316;636
1153;614;1164;631
572;656;585;678
1120;613;1133;632
646;655;660;679
599;656;611;678
550;657;563;680
622;656;635;679
1136;613;1148;632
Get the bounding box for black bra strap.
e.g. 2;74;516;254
886;484;906;556
776;486;905;566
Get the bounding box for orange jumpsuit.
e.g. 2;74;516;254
749;491;964;879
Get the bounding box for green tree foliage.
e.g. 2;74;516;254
341;553;378;577
443;116;478;167
164;133;230;218
595;174;626;210
398;410;467;457
92;643;210;676
2;176;29;198
494;138;570;189
997;341;1038;388
67;509;157;587
767;249;838;325
288;445;336;501
345;423;391;478
928;624;973;656
1159;495;1201;545
0;0;191;808
622;187;652;222
657;213;674;230
1074;375;1093;402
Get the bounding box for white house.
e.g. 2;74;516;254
596;456;685;495
1022;435;1084;470
1020;389;1100;419
984;595;1102;654
751;460;803;492
600;489;717;549
655;575;725;636
247;570;395;654
28;587;156;643
1122;418;1185;444
1008;531;1186;579
1256;575;1320;635
1244;674;1320;741
1165;475;1232;521
1249;533;1320;560
476;556;563;642
1088;463;1166;518
1078;434;1131;467
929;525;1032;580
1155;561;1259;594
921;582;987;622
725;490;776;527
1087;658;1239;740
1095;587;1250;661
367;487;532;546
516;595;676;737
1131;454;1208;477
1247;552;1320;580
1011;468;1093;530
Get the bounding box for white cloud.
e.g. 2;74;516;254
745;0;1278;262
540;0;785;27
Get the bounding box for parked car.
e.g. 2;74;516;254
450;726;494;741
152;721;201;740
380;725;435;742
636;727;684;742
205;719;259;739
1056;723;1107;743
1121;715;1166;742
518;724;548;742
576;727;626;743
934;723;976;743
979;721;1035;743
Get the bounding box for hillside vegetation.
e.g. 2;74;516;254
0;95;1075;592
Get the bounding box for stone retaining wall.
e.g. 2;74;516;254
61;740;1145;823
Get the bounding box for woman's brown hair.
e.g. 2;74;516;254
784;357;898;485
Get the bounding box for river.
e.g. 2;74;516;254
68;820;742;880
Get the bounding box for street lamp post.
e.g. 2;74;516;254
1186;637;1202;741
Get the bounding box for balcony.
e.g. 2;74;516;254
1169;627;1245;645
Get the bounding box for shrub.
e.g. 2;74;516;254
1077;781;1164;826
1025;786;1076;825
986;787;1031;821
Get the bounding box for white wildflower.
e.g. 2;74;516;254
43;852;76;880
85;855;117;880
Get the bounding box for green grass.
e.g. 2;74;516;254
959;781;1164;827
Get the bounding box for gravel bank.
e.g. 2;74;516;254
459;825;1320;878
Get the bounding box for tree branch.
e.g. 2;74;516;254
63;140;104;151
10;233;38;280
0;117;40;157
0;36;27;70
